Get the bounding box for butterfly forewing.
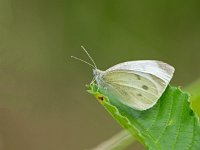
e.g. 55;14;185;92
106;60;174;83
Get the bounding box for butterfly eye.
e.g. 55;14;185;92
98;96;104;101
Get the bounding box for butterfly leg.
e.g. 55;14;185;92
90;77;95;85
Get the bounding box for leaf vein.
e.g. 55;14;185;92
146;102;161;132
188;118;195;150
156;88;175;142
172;93;186;150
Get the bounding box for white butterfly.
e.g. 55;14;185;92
72;46;175;111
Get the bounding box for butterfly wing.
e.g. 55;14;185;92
106;60;175;83
101;61;174;110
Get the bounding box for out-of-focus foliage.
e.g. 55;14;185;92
0;0;200;150
186;79;200;116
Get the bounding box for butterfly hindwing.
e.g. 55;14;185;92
102;70;167;110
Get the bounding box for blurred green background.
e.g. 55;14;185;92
0;0;200;150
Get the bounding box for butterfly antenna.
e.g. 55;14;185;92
71;56;96;69
81;46;97;69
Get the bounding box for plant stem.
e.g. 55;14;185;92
90;130;135;150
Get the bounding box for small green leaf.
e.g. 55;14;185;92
88;84;200;150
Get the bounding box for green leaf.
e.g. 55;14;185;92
88;84;200;150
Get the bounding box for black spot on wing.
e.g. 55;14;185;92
142;85;149;90
135;74;141;80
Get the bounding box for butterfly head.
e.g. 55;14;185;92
93;69;103;85
71;46;103;85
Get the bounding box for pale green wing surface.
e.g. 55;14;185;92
102;70;167;110
105;60;175;83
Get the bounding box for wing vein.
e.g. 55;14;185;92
108;81;158;98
